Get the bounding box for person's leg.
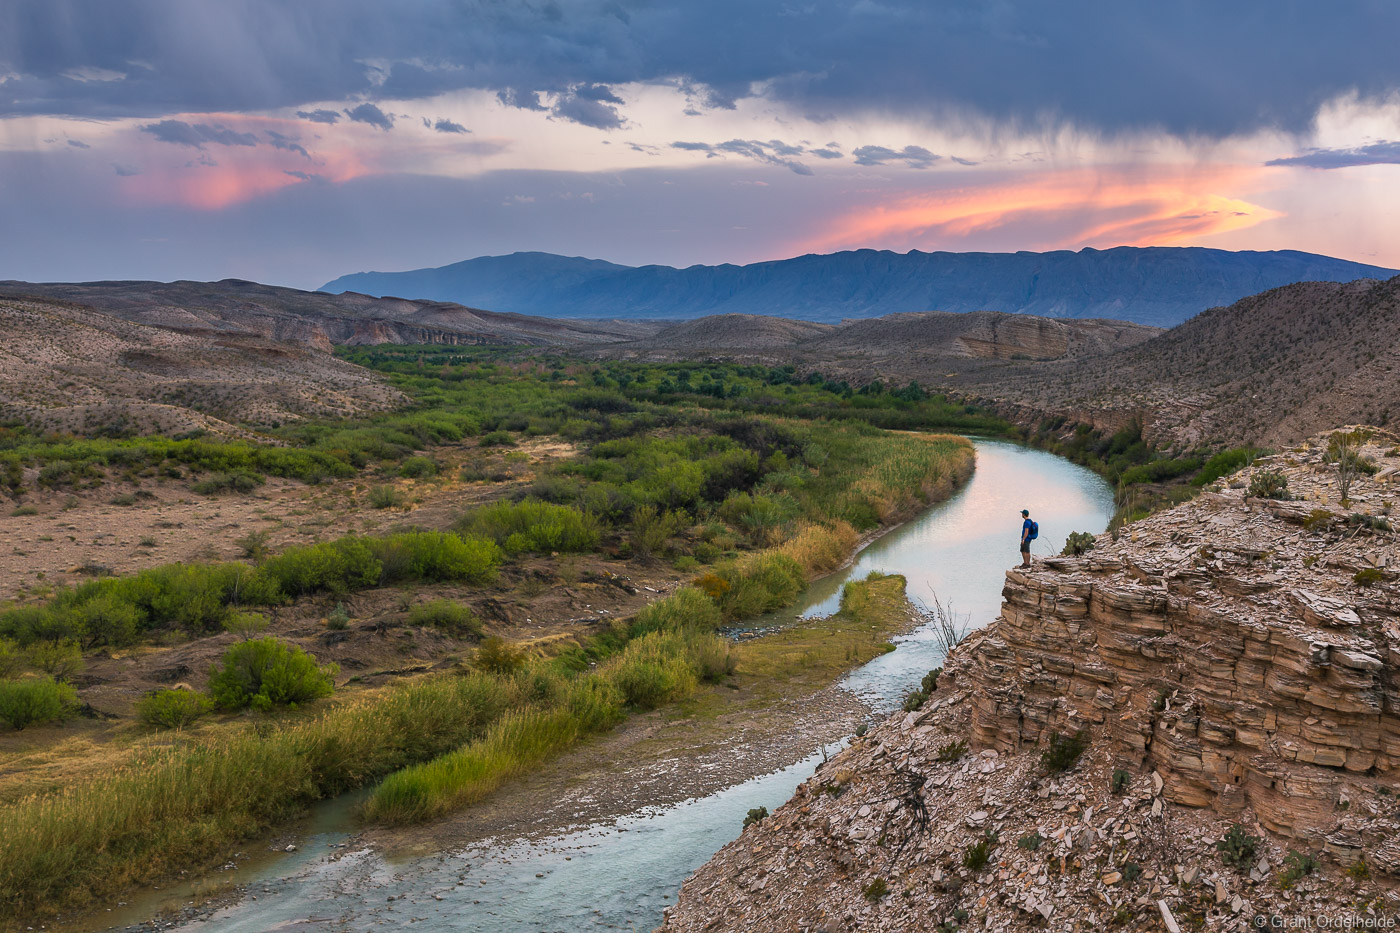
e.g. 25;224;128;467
1020;544;1030;567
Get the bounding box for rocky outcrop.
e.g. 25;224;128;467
661;430;1400;932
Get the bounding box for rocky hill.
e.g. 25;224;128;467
662;430;1400;932
321;247;1396;328
958;275;1400;448
596;310;1160;365
0;295;405;434
0;279;660;351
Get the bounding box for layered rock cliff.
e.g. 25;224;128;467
662;430;1400;932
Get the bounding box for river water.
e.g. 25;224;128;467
120;440;1113;933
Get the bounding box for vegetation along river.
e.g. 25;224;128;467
118;439;1114;933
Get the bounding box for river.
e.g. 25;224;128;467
109;439;1114;933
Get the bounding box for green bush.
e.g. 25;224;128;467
1111;769;1130;793
1062;531;1096;556
479;430;516;447
0;677;78;730
26;638;85;681
398;457;438;479
1354;568;1384;587
368;485;404;509
326;603;351;631
475;636;525;675
137;688;214;729
963;833;996;871
1017;832;1044;851
0;637;22;678
257;537;381;597
921;667;941;694
862;877;888;901
708;553;806;620
366;532;502;585
191;470;264;495
743;806;768;828
408;600;482;637
1193;448;1262;486
627;586;722;639
1217;824;1260;870
207;638;337;711
1118;457;1201;486
1041;729;1089;773
606;631;698;709
902;688;928;712
459;499;600;554
1247;469;1290;500
1280;850;1318;887
936;739;968;762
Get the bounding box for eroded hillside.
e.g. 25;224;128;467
0;296;403;434
662;430;1400;932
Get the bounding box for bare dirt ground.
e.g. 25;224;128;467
0;438;572;601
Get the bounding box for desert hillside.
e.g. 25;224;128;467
663;429;1400;932
0;295;403;433
962;275;1400;448
596;309;1161;365
0;279;661;352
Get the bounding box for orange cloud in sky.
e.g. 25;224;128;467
793;165;1283;255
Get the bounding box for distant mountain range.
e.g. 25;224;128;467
320;246;1397;328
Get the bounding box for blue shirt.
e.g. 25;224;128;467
1022;518;1033;541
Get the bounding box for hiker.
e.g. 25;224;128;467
1019;509;1038;568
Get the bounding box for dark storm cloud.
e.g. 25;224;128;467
433;118;469;133
296;109;341;124
851;145;940;168
344;102;393;130
1266;140;1400;169
551;84;625;129
5;1;1399;137
140;119;258;148
671;139;813;175
266;130;310;158
66;138;90;148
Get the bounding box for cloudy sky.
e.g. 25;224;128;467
2;0;1399;289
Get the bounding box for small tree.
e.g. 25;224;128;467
1327;429;1374;504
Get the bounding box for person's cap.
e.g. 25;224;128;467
1020;509;1029;516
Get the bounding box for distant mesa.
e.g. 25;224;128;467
319;246;1397;329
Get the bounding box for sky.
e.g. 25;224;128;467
2;0;1399;290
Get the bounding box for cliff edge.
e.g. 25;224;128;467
662;430;1399;932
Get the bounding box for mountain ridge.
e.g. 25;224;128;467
319;246;1397;327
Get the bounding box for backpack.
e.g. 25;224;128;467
1028;520;1039;540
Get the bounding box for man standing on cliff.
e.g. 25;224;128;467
1019;509;1037;568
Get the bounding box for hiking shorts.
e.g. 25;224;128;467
1020;540;1030;554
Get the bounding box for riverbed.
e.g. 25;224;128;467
104;439;1114;933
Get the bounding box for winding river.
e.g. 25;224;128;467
105;440;1113;933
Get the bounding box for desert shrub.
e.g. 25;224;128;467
459;500;600;555
0;637;21;678
1111;769;1131;793
1062;531;1096;556
234;530;270;561
207;638;337;711
1354;568;1384;587
398;456;438;479
629;504;689;560
136;688;214;729
1017;831;1044;851
10;504;39;517
110;493;138;506
1217;824;1260;870
0;677;78;730
902;688;928;712
718;491;797;545
257;537;381;597
936;739;968;762
921;667;941;694
627;586;722;639
1120;862;1142;885
1279;850;1318;887
1348;513;1392;532
686;632;737;682
963;833;996;871
708;552;805;620
479;430;515;447
1193;448;1262;486
1118;457;1201;486
366;532;502;585
26;638;85;681
192;470;264;495
408;600;482;637
367;485;404;509
1041;729;1089;773
743;806;768;828
606;631;698;709
475;636;525;675
1247;469;1290;500
223;611;269;640
72;591;142;648
862;878;888;901
326;603;351;630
